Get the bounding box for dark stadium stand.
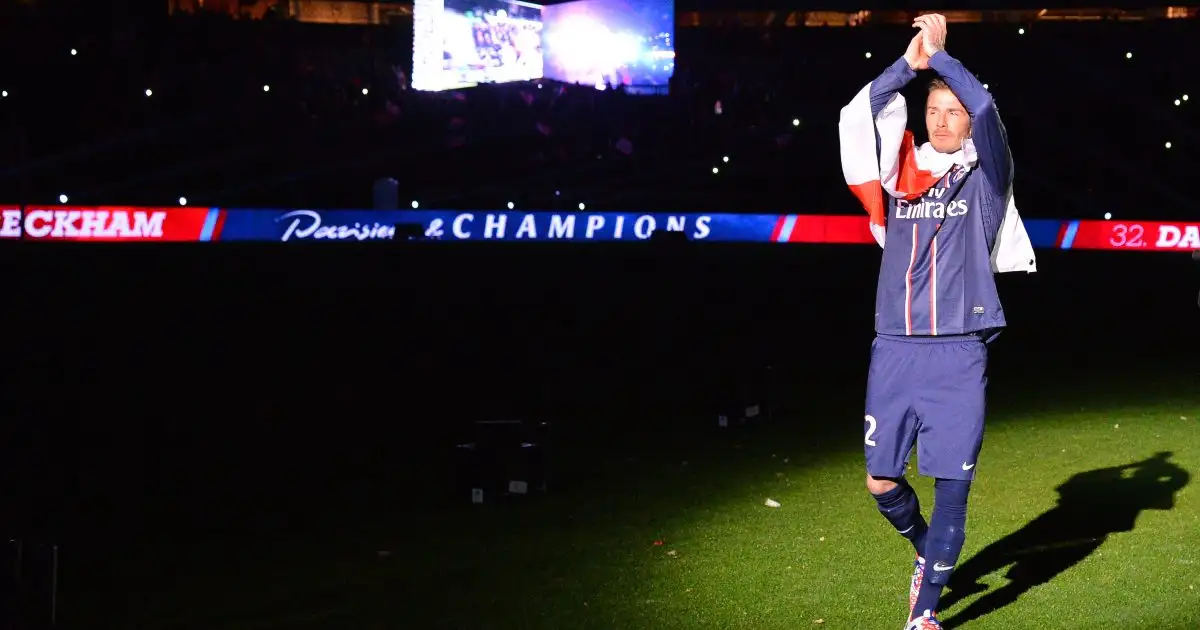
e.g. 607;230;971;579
0;5;1195;217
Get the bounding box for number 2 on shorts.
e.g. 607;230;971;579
864;414;878;447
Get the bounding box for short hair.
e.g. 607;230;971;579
927;78;951;93
925;78;972;137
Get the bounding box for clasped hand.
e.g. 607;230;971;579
904;13;948;71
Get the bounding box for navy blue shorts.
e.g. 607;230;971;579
864;334;988;481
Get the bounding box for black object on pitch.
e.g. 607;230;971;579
650;229;689;245
455;420;551;503
393;223;427;241
717;364;778;429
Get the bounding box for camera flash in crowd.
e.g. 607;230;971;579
1103;212;1112;220
263;85;270;92
145;89;153;97
70;48;77;56
179;197;188;206
507;202;514;209
578;203;586;210
1165;141;1172;149
59;194;68;203
411;201;419;209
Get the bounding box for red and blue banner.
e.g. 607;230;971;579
0;206;1196;251
1;207;222;241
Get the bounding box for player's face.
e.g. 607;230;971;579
925;88;971;154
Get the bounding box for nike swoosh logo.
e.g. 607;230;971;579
962;463;975;470
933;562;955;572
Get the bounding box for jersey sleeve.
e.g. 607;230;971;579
867;57;917;161
869;57;918;119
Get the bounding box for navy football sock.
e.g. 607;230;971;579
913;478;972;618
872;479;928;556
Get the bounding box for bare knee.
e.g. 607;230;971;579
867;474;900;496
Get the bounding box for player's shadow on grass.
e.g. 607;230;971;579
940;451;1189;628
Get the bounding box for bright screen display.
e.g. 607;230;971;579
413;0;674;93
542;0;674;91
412;0;545;91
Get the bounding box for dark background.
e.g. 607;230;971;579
0;240;1194;626
2;242;1195;541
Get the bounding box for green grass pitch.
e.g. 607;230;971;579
112;373;1199;630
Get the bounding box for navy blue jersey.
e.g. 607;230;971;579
868;54;1013;338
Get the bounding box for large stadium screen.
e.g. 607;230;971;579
542;0;674;93
412;0;545;91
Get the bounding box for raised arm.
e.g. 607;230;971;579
866;33;927;155
919;23;1013;197
869;57;917;119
